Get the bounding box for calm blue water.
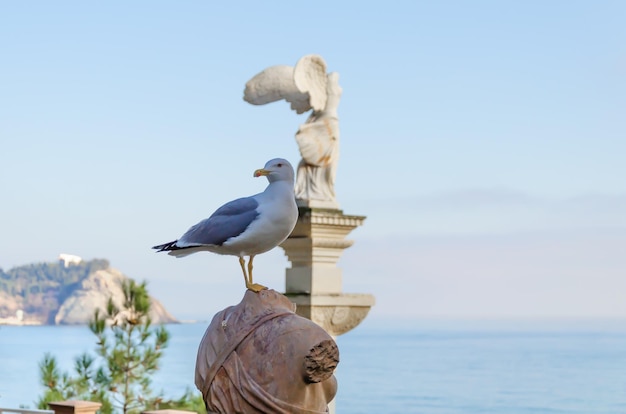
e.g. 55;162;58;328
1;319;626;413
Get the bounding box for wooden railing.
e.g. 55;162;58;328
0;409;54;414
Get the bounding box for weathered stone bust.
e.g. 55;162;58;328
195;289;339;414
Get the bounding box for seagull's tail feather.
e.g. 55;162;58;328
152;240;180;252
152;241;206;257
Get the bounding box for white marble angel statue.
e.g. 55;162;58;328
244;55;342;209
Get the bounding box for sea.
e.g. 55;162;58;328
1;318;625;414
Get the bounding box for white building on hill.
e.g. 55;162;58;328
59;253;82;267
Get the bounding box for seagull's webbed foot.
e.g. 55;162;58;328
245;282;268;293
239;255;267;292
245;255;267;292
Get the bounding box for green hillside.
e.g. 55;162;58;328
0;259;109;323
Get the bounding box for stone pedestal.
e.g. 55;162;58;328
280;207;375;336
286;293;375;337
281;207;375;414
281;207;374;414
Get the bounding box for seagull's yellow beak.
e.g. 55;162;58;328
254;168;270;177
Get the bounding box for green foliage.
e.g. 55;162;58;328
156;389;207;414
89;280;170;414
36;279;204;414
36;353;113;413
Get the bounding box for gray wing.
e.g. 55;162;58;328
177;197;260;247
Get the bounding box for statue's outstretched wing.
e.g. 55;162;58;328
243;55;330;115
294;55;328;112
243;65;312;114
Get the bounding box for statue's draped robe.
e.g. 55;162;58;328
294;115;339;205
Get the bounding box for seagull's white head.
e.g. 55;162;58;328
254;158;295;184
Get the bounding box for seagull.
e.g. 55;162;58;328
152;158;298;292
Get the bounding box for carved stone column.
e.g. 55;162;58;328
280;207;375;336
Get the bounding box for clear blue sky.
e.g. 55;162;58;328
1;1;625;320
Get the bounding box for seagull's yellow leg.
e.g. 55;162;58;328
247;256;253;283
238;257;249;288
245;255;267;292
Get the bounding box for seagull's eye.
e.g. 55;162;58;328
277;163;283;167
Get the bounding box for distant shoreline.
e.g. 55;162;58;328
0;317;42;326
0;319;204;326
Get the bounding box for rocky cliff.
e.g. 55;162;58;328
53;267;177;325
0;259;177;325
